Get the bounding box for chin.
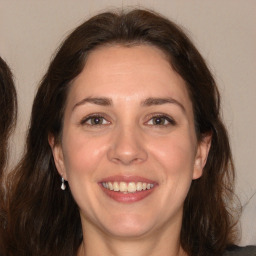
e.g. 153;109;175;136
100;213;154;238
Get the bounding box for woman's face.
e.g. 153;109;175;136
52;45;210;239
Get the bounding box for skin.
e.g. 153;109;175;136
50;45;211;256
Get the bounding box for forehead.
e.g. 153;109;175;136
67;44;192;111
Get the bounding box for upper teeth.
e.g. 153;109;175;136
102;181;154;193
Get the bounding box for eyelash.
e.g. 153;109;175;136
80;114;110;126
80;113;176;127
145;114;176;127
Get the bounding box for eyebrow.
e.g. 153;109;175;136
72;97;112;111
141;97;186;113
72;96;185;113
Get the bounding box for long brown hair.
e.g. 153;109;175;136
0;56;17;255
7;9;238;256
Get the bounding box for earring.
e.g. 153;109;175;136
61;177;66;190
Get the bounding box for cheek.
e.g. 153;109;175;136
60;129;111;217
155;132;195;161
61;128;109;181
148;131;196;184
142;132;197;222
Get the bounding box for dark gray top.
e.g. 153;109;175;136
224;246;256;256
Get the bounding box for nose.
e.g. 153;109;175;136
107;124;148;165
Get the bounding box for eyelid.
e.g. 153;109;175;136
79;112;176;127
80;113;111;126
144;113;176;126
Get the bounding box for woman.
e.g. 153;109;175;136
0;57;17;255
7;9;255;256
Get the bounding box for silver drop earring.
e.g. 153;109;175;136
61;177;66;190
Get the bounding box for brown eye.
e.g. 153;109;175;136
147;115;176;126
90;117;104;125
152;117;167;125
81;115;110;126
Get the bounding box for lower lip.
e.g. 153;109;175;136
99;184;156;203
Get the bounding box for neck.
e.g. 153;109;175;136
78;219;187;256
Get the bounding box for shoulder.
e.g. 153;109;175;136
224;245;256;256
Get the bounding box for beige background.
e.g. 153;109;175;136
0;0;255;245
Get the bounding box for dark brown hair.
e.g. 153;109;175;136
0;56;17;254
7;9;238;256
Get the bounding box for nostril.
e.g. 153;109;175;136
107;129;148;165
111;155;145;165
107;144;148;165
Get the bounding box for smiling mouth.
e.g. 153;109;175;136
99;176;157;203
102;181;154;193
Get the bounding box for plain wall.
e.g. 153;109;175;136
1;0;255;245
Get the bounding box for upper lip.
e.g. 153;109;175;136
99;175;157;184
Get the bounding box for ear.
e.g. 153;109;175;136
193;133;212;180
48;134;67;180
